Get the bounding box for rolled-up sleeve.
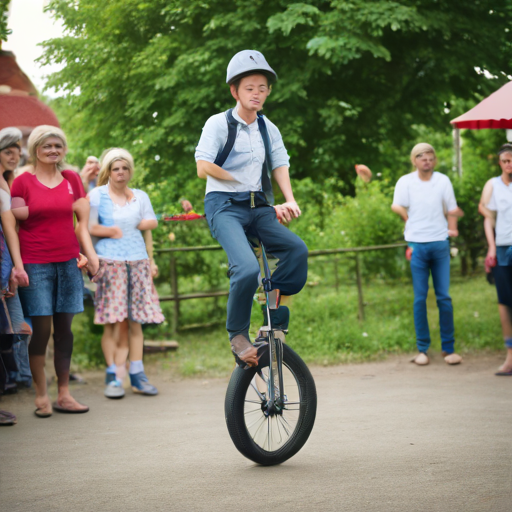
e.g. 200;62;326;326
195;114;228;163
266;118;290;170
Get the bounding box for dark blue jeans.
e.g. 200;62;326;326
409;240;455;354
205;192;308;341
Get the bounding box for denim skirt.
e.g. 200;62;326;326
18;259;84;316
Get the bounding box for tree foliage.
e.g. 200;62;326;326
0;0;11;42
42;0;512;214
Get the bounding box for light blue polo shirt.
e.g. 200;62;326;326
195;106;290;196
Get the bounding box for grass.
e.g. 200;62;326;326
71;272;503;378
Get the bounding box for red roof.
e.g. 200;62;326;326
0;93;60;130
0;51;38;96
451;81;512;129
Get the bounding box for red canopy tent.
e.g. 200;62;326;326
451;81;512;130
450;80;512;175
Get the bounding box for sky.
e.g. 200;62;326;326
4;0;65;95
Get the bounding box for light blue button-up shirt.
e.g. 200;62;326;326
195;106;290;195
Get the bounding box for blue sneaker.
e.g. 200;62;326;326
105;372;117;385
129;372;158;396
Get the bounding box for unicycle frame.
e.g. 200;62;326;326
259;242;285;416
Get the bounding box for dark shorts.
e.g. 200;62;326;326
495;246;512;308
18;259;84;316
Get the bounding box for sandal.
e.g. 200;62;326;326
0;410;17;425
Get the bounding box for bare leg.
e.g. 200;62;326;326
128;320;144;362
114;319;129;367
498;305;512;372
29;316;52;415
101;323;118;367
53;313;88;411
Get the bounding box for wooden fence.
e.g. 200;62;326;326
154;242;407;334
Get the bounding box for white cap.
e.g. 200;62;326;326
226;50;277;85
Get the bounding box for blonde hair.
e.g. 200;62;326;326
410;143;436;167
27;125;68;171
97;148;134;186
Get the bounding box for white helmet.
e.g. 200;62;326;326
226;50;278;85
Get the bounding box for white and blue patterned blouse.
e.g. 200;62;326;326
88;185;156;261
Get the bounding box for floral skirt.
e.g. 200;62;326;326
94;258;164;325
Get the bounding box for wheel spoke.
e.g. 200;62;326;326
242;357;309;454
250;381;266;401
277;416;291;437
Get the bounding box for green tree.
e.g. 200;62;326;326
0;0;11;43
43;0;512;214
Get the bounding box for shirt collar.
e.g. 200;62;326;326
233;104;258;127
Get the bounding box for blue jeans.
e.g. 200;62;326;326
409;240;455;354
5;294;32;386
205;192;308;340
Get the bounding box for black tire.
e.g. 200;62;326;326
225;344;317;466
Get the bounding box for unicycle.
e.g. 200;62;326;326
224;241;317;465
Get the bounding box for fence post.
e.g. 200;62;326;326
355;253;365;322
333;258;339;292
170;252;179;335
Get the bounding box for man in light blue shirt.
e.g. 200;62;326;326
195;50;308;367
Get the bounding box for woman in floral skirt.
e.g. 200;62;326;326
88;148;163;399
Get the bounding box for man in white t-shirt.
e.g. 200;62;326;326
479;143;512;375
392;143;463;366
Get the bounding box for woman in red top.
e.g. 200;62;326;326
3;125;99;417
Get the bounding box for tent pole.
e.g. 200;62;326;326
453;127;462;177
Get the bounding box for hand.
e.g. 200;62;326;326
11;267;29;287
485;247;497;273
90;263;105;283
355;164;372;183
448;229;458;237
110;226;123;239
275;201;301;223
150;260;159;278
6;271;17;297
86;256;100;277
77;253;88;269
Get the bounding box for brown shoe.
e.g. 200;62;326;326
411;353;429;365
443;353;462;365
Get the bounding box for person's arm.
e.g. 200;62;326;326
195;115;238;182
89;223;123;238
484;216;496;259
136;191;158;231
137;219;158;230
391;177;409;222
443;179;462;237
196;160;238;182
272;166;301;221
391;203;408;222
447;208;461;237
87;190;123;238
478;179;495;220
73;197;99;275
0;209;28;286
143;230;158;278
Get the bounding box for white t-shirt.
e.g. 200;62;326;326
0;188;10;213
487;176;512;246
392;171;457;243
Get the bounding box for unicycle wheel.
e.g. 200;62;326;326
224;344;317;465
